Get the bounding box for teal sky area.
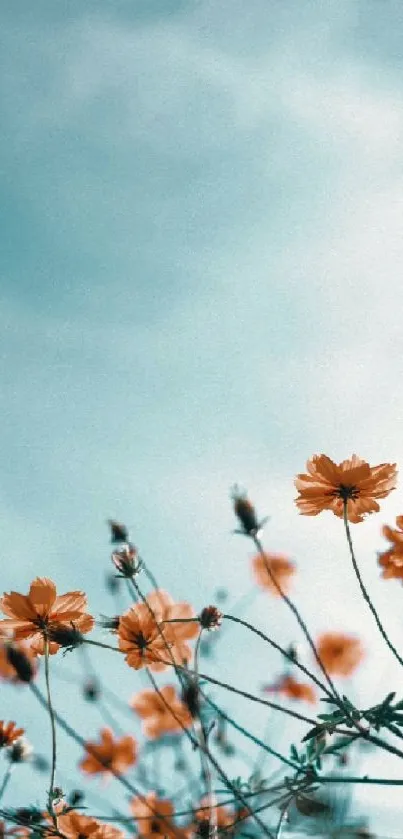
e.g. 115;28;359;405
2;1;403;834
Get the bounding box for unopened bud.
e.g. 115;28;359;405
111;544;142;578
6;644;35;683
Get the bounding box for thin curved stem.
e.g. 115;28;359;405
343;502;403;669
44;638;57;822
0;765;13;803
253;534;339;699
223;613;332;698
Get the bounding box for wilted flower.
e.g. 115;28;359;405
294;454;397;523
199;606;223;631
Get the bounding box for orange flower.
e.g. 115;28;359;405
47;810;125;839
118;591;198;671
0;578;94;655
130;793;188;838
262;674;317;704
317;633;364;677
251;553;296;596
147;591;199;665
294;454;397;523
194;801;237;836
378;516;403;581
0;721;24;748
0;821;29;839
131;685;192;739
79;728;137;777
118;603;171;672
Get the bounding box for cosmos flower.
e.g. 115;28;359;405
262;674;317;704
118;591;198;672
0;578;94;655
146;591;199;666
79;728;137;777
251;553;296;596
46;810;125;839
316;633;364;677
294;454;397;523
378;515;403;581
131;686;192;739
0;721;24;748
130;793;189;838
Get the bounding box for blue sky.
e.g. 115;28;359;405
2;0;403;834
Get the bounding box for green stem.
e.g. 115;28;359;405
253;534;339;699
223;613;331;697
343;502;403;669
0;765;13;803
44;638;57;820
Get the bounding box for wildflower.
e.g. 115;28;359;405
317;633;364;677
47;809;125;839
0;578;94;655
146;590;199;665
0;721;24;748
131;685;192;739
194;801;236;837
0;640;37;683
130;793;187;838
378;515;403;581
231;485;268;536
118;603;171;671
294;454;397;523
79;727;137;777
199;606;223;631
251;553;296;596
111;544;142;578
262;674;317;704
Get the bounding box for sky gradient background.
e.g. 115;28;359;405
2;1;403;835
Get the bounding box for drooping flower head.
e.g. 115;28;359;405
131;685;192;739
294;454;397;523
378;515;403;582
251;552;296;596
79;728;137;778
317;633;364;677
0;578;94;655
262;674;317;704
